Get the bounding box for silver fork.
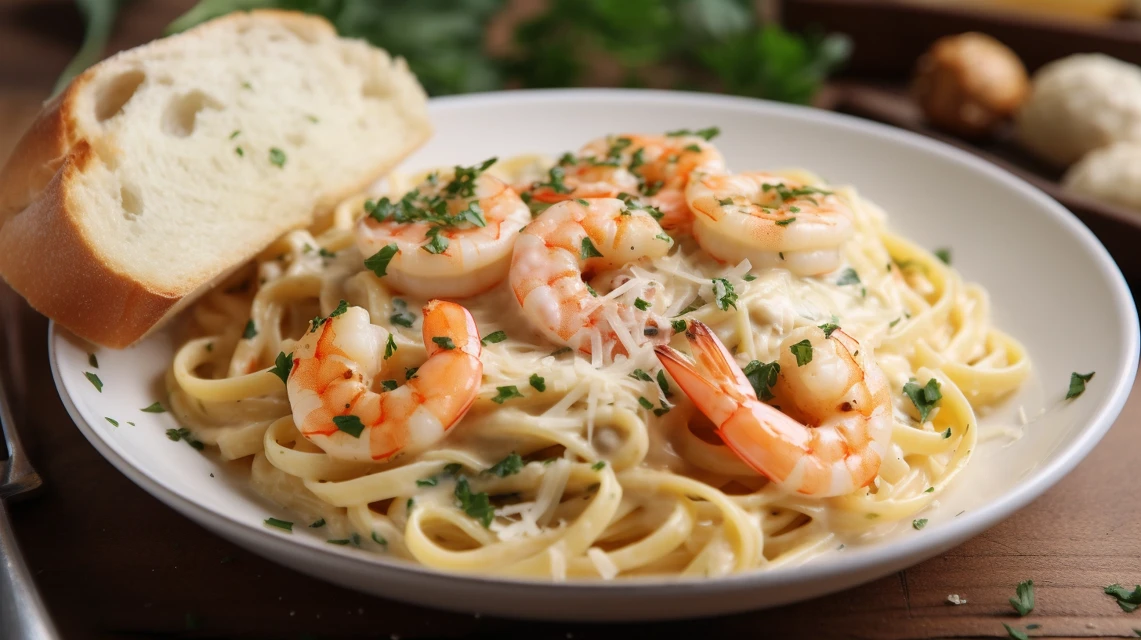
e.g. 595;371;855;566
0;291;60;639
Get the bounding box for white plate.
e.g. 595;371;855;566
50;89;1139;621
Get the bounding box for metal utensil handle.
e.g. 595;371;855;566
0;498;59;639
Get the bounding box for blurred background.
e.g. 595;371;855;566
4;0;1141;284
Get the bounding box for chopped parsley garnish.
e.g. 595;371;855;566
549;346;572;357
166;427;204;450
329;300;348;318
332;415;366;438
485;452;524;477
105;417;119;427
405;366;419;379
942;427;952;438
1003;623;1030;640
712;278;738;310
327;538;351;545
655;233;671;242
640;179;664;196
656;369;672;397
653;399;672;417
389;298;416;328
592;461;606;471
575;198;590;206
638;396;655;410
924;487;935;493
441;157;497;199
491;385;524;404
229;130;240;139
234;146;244;157
1066;371;1094;400
431;336;456;350
364;243;399;277
912;518;928;530
683;144;702;153
455;477;495;528
581;237;604;260
380;380;398;391
319;247;336;259
743;360;780;401
264;517;293;531
671;319;687;333
243;320;257;340
775;217;796;226
743;274;757;281
141;402;166;413
422;227;450;254
836;268;861;286
529;374;546;392
536;165;572;194
372;532;387;546
934;248;952;264
88;353;98;368
481;330;507;346
718;197;733;206
630;369;653;382
634;297;651;311
790;340;813;367
818;322;839;338
406;498;414;513
1104;584;1141;612
416;476;438;487
789;206;801;213
1009;580;1035;616
586;284;599;297
384;335;397;359
268;147;286;168
443;463;463;476
665;126;720;141
903;377;942;422
889;317;902;328
309;519;326;528
270;351;293;384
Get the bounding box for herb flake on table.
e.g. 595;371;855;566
1003;623;1029;640
1009;579;1035;616
166;428;205;450
1105;584;1141;612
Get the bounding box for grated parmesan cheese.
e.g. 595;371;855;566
946;594;967;605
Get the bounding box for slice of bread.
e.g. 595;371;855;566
0;10;431;348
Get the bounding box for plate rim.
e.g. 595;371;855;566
48;88;1141;598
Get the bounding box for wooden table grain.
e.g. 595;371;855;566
1;3;1140;638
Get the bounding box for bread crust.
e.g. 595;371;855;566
0;10;429;348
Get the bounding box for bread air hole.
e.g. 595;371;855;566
120;184;143;219
94;69;146;122
162;90;223;138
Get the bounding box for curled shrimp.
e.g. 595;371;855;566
286;301;482;462
524;133;725;231
357;161;531;298
510;198;674;359
656;322;892;497
686;173;854;276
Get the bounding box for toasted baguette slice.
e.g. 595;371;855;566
0;10;430;347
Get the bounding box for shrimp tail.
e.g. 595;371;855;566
682;321;754;401
655;342;741;429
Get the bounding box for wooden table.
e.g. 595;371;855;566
2;2;1140;638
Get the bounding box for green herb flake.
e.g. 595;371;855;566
818;322;839;338
443;463;463;476
529;373;546;392
671;319;687;333
380;380;398;391
485;452;524;477
309;519;326;528
592;460;606;471
942;427;952;438
934;248;952;265
912;518;928;530
630;369;653;382
1066;371;1095;400
581;237;604;260
372;532;388;546
924;487;935;493
1105;583;1141;612
904;377;943;422
270;352;293;385
332;415;366;438
416;476;438;487
384;335;397;360
549;346;573;357
141;402;166;413
235;146;244;157
165;427;204;450
481;330;507;346
743;274;757;281
264;517;293;532
390;298;417;328
229;130;240;139
432;336;456;350
268;147;286;168
88;353;98;368
836;268;861;286
327;538;350;545
775;217;796;226
364;243;400;278
634;297;651;311
105;417;119;427
743;360;780;401
328;300;348;318
638;396;655;410
1003;623;1029;640
455;477;495;528
491;385;524;404
1009;580;1035;616
712;278;738;310
790;340;813;367
656;369;672;397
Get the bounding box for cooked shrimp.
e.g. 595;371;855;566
656;322;892;497
686;173;855;276
357;160;531;298
524;133;725;231
287;301;482;462
510;198;674;359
